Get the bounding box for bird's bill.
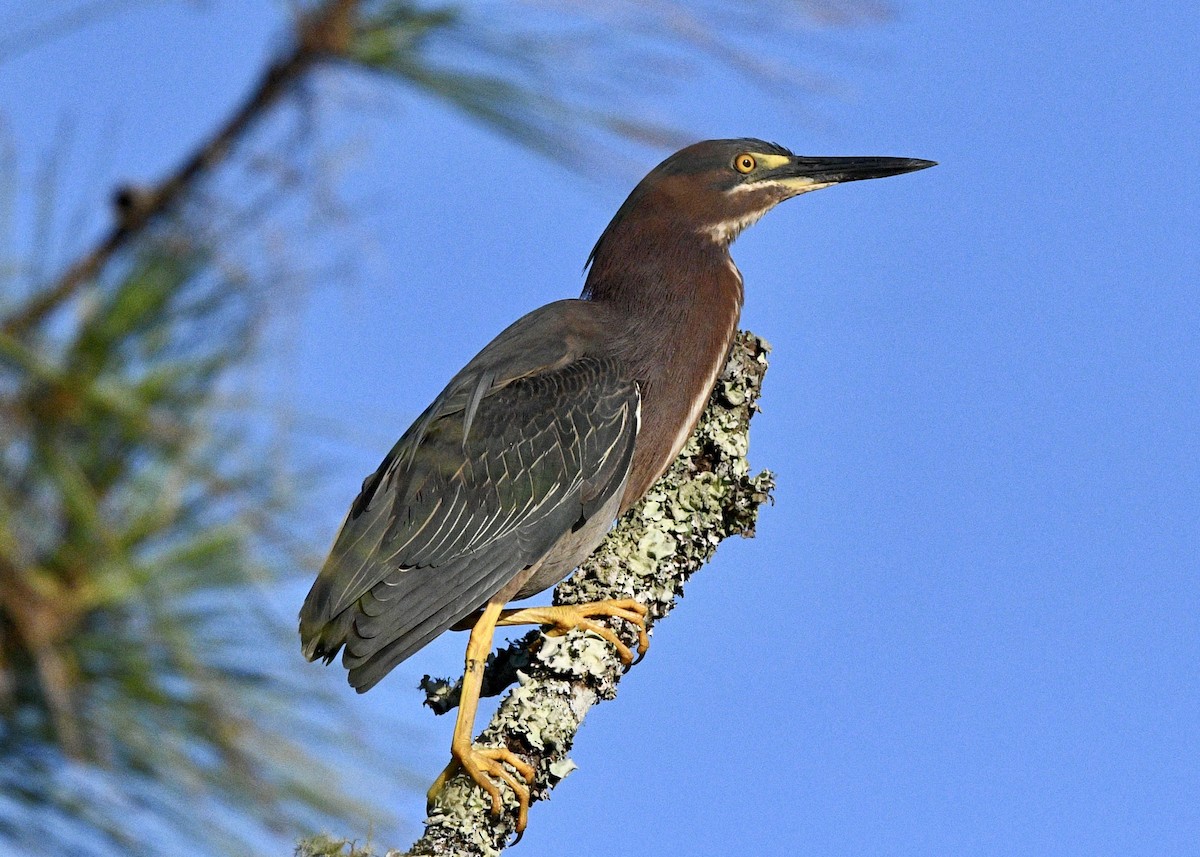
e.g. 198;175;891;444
755;155;937;193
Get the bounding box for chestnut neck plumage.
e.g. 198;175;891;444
582;205;745;510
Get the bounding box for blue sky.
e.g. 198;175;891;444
2;1;1198;855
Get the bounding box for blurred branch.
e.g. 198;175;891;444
0;0;359;339
0;230;400;853
298;332;776;856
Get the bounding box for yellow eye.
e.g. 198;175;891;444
734;153;756;174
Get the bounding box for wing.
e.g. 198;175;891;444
299;301;639;691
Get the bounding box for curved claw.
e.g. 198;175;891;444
428;743;535;833
608;599;651;663
497;598;651;666
426;598;649;838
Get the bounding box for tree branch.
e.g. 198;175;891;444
297;331;775;857
0;0;360;338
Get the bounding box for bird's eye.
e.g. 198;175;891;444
734;153;756;174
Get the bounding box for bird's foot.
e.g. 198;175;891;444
497;598;650;665
428;742;535;833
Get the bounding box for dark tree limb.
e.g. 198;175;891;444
298;331;775;857
0;0;360;338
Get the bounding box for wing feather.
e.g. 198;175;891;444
299;300;639;690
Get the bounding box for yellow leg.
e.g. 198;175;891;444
497;599;650;665
428;596;536;832
427;597;648;835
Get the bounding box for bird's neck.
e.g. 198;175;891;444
582;218;744;367
582;217;744;506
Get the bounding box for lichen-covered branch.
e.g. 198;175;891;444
297;331;774;857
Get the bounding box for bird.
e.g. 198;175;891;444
299;139;934;832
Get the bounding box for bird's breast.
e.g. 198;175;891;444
618;267;743;510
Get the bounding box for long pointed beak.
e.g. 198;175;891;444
759;155;936;194
780;156;936;184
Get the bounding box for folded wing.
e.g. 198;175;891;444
299;301;638;691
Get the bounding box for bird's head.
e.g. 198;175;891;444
588;139;936;263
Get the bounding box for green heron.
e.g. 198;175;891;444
300;139;934;832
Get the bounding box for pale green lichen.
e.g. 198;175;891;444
536;629;615;680
547;757;577;781
373;333;774;856
295;834;390;857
